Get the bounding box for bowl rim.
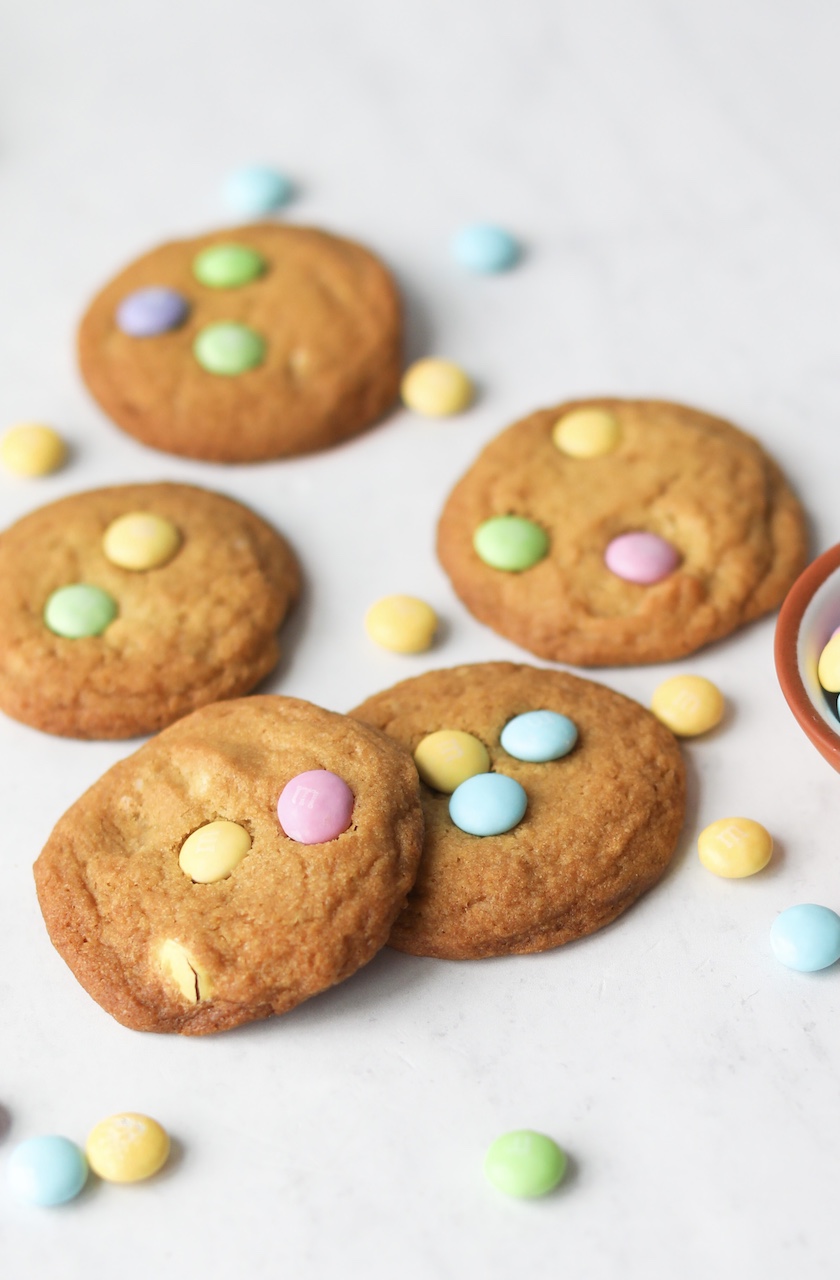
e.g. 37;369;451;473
775;540;840;764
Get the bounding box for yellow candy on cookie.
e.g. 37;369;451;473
552;407;620;458
651;675;724;737
102;511;181;571
414;729;490;793
0;423;67;477
365;595;437;653
179;820;252;884
86;1113;170;1183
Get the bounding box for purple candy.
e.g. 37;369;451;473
604;531;680;585
116;287;189;337
277;770;355;844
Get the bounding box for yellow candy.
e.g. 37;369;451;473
103;512;181;571
697;817;773;878
414;730;490;793
0;422;67;477
818;633;840;692
86;1113;170;1183
650;675;724;737
365;595;437;653
401;358;473;417
552;407;620;458
179;820;251;883
157;938;212;1002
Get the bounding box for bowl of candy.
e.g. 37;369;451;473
775;542;840;771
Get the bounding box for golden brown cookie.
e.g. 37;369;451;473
34;696;424;1035
0;483;299;738
351;663;686;959
437;398;808;665
78;224;402;462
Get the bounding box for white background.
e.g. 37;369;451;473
2;2;840;1276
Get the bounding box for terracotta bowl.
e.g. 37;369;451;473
775;542;840;772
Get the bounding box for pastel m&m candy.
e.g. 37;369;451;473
401;358;473;417
223;165;293;217
193;244;266;289
604;531;680;585
414;730;490;793
7;1135;88;1206
116;287;189;337
0;422;67;477
365;595;437;653
86;1113;170;1183
193;323;266;376
553;407;620;458
179;820;252;883
278;770;354;844
449;772;527;836
697;817;773;878
474;515;549;572
651;675;724;737
484;1130;567;1198
103;512;181;571
817;633;840;692
770;904;840;972
500;710;578;762
44;584;118;638
450;224;520;274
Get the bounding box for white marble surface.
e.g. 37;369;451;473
2;1;840;1276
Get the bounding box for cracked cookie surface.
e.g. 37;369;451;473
78;223;402;462
437;398;808;665
34;696;424;1034
0;483;299;738
352;663;686;959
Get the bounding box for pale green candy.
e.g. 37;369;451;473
473;515;549;571
192;243;265;288
44;584;118;639
193;323;266;376
484;1130;567;1198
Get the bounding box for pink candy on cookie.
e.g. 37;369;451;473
277;770;355;843
604;531;680;585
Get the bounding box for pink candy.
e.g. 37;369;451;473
604;531;680;585
277;770;354;844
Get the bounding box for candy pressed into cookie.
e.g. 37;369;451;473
78;223;402;462
351;663;686;959
437;398;808;665
0;483;299;738
34;696;424;1035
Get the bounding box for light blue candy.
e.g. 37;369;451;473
770;904;840;972
450;224;520;274
7;1135;88;1206
449;772;527;837
223;166;293;217
500;710;578;763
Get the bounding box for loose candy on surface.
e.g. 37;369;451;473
484;1130;567;1198
697;817;773;878
102;512;181;571
450;223;520;273
193;323;266;376
86;1114;170;1183
179;820;252;883
473;515;549;572
449;771;527;836
770;904;840;972
651;675;725;737
400;358;473;416
44;584;118;639
365;595;437;653
7;1136;88;1206
552;407;621;458
817;633;840;693
115;287;189;338
604;531;681;585
500;710;578;762
413;729;491;793
192;243;266;289
277;769;355;844
1;423;67;477
223;165;293;216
